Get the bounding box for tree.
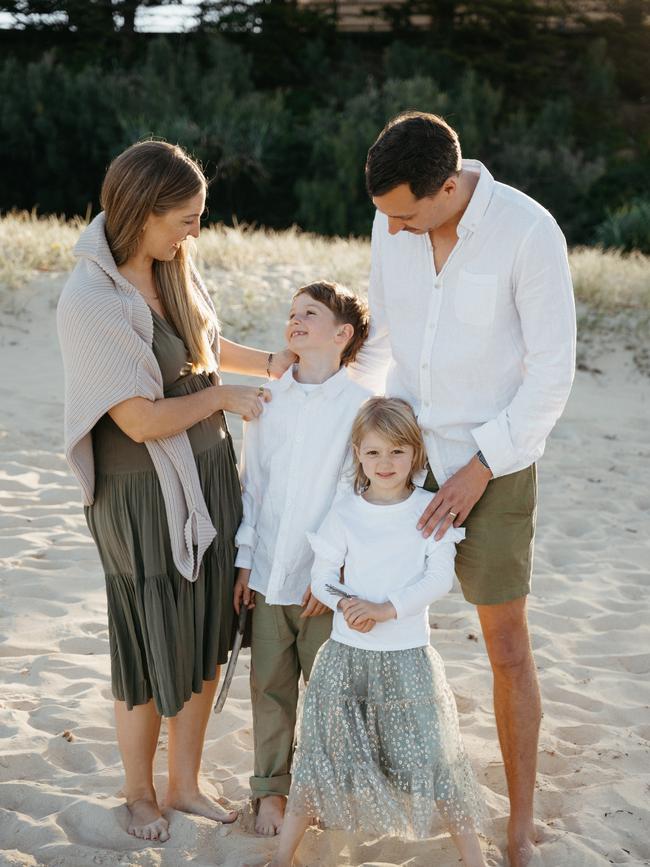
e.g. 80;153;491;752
0;0;185;33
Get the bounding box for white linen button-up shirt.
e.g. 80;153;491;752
234;365;372;605
351;159;576;482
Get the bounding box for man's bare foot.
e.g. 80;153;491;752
255;795;286;836
165;788;238;823
126;798;170;842
507;821;541;867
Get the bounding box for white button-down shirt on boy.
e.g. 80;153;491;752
234;364;372;606
351;159;577;483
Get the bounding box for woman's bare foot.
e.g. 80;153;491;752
164;788;238;823
255;795;286;835
126;798;170;842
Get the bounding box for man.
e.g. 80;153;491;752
351;111;576;867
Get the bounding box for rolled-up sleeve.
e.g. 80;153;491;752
472;215;576;477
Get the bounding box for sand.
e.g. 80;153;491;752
1;271;649;867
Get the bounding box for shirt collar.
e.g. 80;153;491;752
274;363;351;398
457;159;495;238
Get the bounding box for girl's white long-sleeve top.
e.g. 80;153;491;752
308;488;465;651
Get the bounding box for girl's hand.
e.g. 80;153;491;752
217;385;271;421
234;568;255;614
300;587;330;618
348;617;376;633
268;348;297;380
340;598;396;627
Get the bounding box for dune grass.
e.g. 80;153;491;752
1;211;649;313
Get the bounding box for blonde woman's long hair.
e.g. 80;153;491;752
350;397;428;494
101;140;217;374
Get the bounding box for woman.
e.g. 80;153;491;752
57;140;294;843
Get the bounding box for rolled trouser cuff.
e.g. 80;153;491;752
250;773;292;798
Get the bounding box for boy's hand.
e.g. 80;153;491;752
340;598;396;627
300;587;329;618
234;568;255;614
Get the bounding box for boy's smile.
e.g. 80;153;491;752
285;294;351;357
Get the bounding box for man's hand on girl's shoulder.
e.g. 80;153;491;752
417;456;492;541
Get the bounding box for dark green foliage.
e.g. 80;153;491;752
596;199;650;254
0;0;648;247
0;37;287;223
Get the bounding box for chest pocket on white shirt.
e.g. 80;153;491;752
454;270;498;327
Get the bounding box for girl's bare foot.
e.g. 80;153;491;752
255;795;286;835
126;797;170;842
164;788;238;823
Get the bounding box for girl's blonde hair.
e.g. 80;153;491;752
101;140;217;374
350;397;428;494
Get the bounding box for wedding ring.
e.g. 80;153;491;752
257;385;265;396
449;511;458;519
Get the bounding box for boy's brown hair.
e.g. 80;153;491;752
293;280;370;366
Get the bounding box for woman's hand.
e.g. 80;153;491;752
268;348;297;380
340;598;396;628
217;385;271;421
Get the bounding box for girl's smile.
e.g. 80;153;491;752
356;431;416;503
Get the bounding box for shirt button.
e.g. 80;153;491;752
421;362;429;370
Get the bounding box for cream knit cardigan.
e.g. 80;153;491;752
57;213;220;581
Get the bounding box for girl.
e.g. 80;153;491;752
268;397;488;866
57;140;294;843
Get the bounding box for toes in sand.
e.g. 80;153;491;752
255;795;286;836
126;798;170;843
165;790;238;824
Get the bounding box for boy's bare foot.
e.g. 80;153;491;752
164;788;238;823
126;797;170;842
255;794;286;836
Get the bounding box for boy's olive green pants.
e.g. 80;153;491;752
249;592;332;799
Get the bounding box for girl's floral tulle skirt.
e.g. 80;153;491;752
287;639;488;840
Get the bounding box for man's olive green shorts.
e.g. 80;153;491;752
423;463;537;606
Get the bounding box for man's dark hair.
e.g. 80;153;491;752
365;111;462;200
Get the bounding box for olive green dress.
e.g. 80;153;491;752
85;309;242;718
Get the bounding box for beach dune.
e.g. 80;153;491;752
1;253;649;867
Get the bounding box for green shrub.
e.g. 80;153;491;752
595;199;650;253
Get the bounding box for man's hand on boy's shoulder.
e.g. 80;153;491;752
234;568;255;614
300;587;330;618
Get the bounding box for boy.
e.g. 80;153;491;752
233;281;372;836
